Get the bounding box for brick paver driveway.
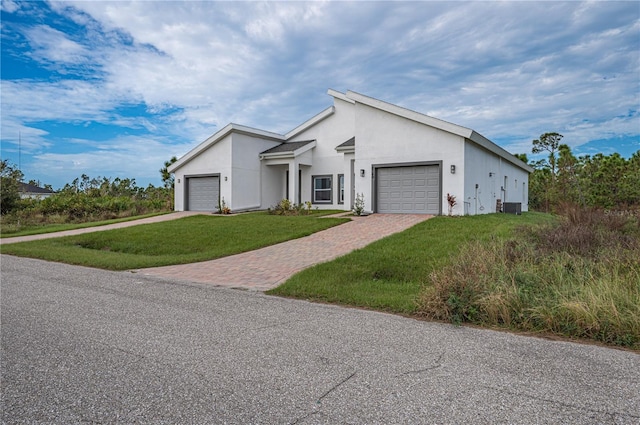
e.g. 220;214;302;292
138;214;432;291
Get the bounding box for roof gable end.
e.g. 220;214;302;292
169;123;285;172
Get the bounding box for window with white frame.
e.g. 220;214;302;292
312;175;332;203
338;174;345;204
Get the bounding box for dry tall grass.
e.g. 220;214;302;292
418;208;640;349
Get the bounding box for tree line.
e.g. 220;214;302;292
0;159;176;228
517;132;639;212
2;138;638;223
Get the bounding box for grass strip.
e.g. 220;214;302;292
268;213;553;314
0;212;349;270
0;212;169;238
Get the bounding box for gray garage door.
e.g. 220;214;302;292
376;165;440;214
187;176;219;211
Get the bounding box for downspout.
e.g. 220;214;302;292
475;184;478;215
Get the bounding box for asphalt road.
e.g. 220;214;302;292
1;255;639;424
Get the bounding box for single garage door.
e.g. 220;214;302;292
187;176;219;211
376;165;440;214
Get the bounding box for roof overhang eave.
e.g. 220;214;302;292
285;107;334;140
343;90;533;174
169;124;285;173
259;152;294;160
345;90;473;139
468;131;534;173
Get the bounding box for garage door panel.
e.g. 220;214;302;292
377;165;440;214
187;176;219;211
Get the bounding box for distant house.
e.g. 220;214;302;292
19;182;55;199
169;89;533;215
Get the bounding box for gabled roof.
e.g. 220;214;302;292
168;108;336;173
19;182;54;194
170;89;532;174
331;90;533;173
259;140;317;160
168;123;285;173
335;137;355;153
285;106;335;139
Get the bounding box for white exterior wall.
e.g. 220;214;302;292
260;164;285;209
343;153;355;209
171;90;531;215
463;141;529;214
173;135;233;211
353;102;465;214
289;98;355;210
231;134;280;211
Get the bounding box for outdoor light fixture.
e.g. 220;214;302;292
177;178;180;183
450;165;456;174
225;176;228;181
360;169;365;177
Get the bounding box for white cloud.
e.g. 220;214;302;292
25;25;89;65
2;0;638;187
0;0;19;13
29;135;193;189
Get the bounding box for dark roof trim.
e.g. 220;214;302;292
260;140;316;155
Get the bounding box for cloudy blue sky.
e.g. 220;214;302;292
1;1;639;189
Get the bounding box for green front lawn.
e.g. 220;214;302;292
0;212;349;270
268;213;554;314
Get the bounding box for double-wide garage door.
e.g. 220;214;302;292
187;176;219;211
377;165;440;214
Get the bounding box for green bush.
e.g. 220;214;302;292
1;191;172;235
268;199;313;215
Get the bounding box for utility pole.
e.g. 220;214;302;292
18;131;22;177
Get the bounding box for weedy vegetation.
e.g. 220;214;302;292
418;206;639;349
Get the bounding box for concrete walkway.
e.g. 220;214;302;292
138;214;433;291
0;212;203;245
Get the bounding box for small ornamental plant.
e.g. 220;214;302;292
218;197;231;214
353;193;365;216
268;199;313;215
447;193;457;216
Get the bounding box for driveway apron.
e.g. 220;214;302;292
138;214;432;291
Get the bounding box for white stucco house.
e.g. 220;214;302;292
169;89;532;215
18;182;55;200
